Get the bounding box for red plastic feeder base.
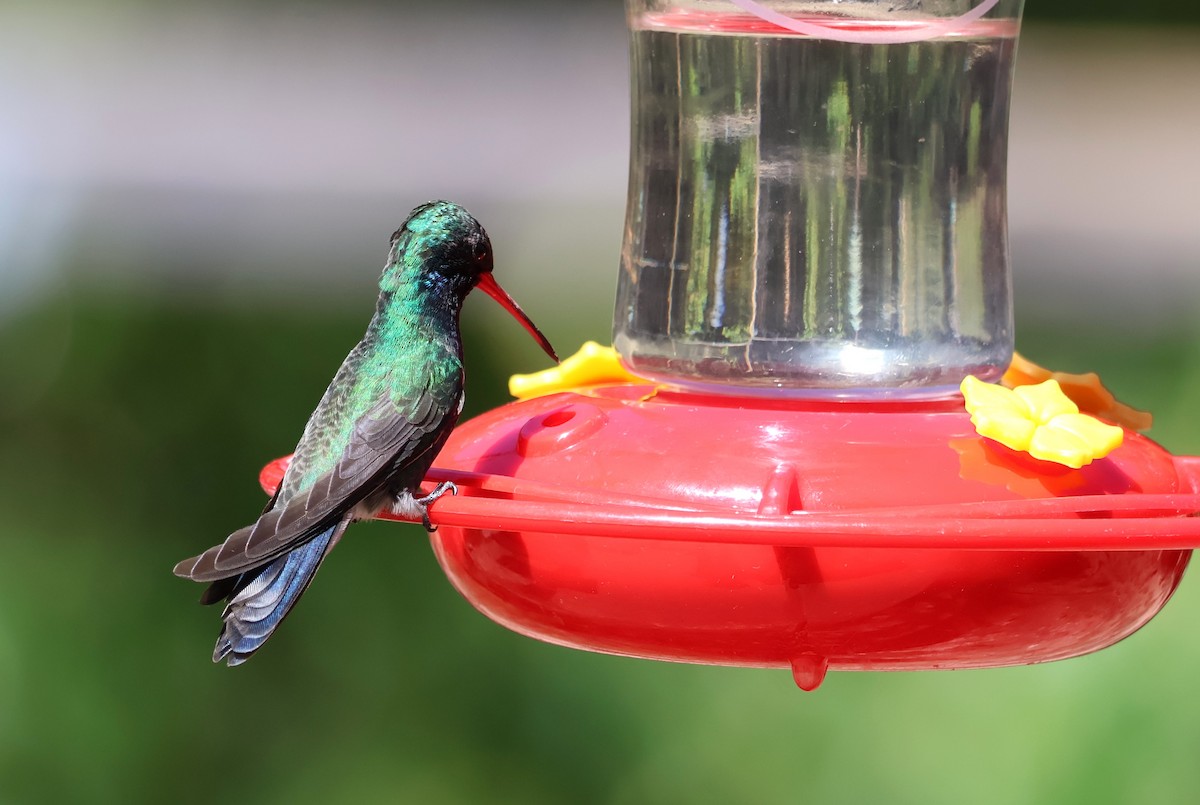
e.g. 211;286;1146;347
264;385;1200;690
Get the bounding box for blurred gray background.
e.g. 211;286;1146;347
4;4;1197;326
2;2;1199;803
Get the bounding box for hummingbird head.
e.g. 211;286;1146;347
383;200;491;296
382;201;558;362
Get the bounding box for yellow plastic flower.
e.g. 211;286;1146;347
961;375;1124;469
509;341;643;400
1002;351;1152;432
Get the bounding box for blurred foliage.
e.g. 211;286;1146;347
3;285;1200;803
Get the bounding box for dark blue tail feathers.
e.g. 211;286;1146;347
211;521;342;666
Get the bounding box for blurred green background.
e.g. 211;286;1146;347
2;1;1200;804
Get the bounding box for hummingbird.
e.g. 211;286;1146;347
173;201;557;666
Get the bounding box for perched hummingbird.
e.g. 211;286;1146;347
173;201;557;666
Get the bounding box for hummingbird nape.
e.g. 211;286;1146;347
173;201;557;666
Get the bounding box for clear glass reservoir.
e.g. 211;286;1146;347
613;0;1025;398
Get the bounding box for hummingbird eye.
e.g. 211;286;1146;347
473;246;491;271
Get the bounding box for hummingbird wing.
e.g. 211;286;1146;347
173;382;458;582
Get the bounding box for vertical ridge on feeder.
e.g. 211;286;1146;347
761;464;829;689
757;463;803;516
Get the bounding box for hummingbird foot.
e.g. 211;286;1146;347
408;481;458;532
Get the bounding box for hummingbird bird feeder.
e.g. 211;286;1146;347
267;0;1200;689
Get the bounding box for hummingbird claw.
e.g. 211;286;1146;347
414;481;458;532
